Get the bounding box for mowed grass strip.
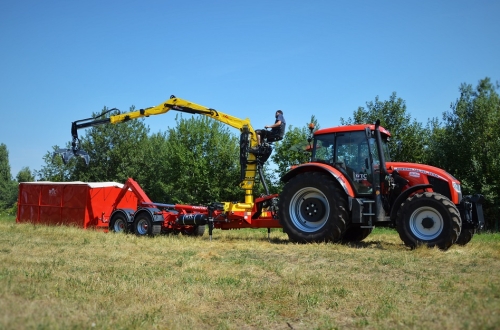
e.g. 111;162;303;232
0;216;499;330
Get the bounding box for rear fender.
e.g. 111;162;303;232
281;163;355;197
134;208;164;223
111;208;135;224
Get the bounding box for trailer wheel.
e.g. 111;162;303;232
181;225;206;236
109;214;128;233
397;192;461;250
278;172;347;243
341;226;373;243
133;213;154;236
455;228;474;245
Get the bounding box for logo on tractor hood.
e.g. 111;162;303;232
394;167;445;180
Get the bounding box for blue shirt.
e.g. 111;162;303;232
272;114;286;137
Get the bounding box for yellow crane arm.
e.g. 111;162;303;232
110;96;256;141
55;95;268;206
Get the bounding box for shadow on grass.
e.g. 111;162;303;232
248;235;406;250
342;240;404;250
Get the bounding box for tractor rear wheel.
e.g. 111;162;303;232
109;214;128;233
397;192;461;250
278;172;348;243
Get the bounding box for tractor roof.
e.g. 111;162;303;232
314;124;391;136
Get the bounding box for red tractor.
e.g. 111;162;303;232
278;120;484;249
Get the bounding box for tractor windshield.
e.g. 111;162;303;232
370;134;391;163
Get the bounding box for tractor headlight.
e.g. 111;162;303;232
452;182;461;193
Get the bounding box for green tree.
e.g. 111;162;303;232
35;146;73;181
341;92;428;163
16;167;34;182
70;106;150;183
0;144;17;210
427;78;500;228
152;115;242;204
37;110;266;205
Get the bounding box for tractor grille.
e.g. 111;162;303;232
428;176;451;200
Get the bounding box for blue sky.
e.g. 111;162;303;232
1;0;499;177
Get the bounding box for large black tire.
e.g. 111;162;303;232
278;172;348;243
133;213;154;236
181;225;206;237
455;228;474;245
341;226;373;243
397;192;461;250
109;214;129;233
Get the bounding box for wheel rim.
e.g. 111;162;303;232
113;218;126;232
288;187;330;233
409;206;444;240
136;218;149;235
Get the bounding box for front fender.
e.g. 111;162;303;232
281;163;355;197
389;184;433;222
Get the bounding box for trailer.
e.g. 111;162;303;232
16;180;138;229
16;178;280;238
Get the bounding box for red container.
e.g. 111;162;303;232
16;181;139;229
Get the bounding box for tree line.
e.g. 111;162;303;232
1;77;498;229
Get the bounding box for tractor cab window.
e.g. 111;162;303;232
311;134;335;164
335;131;372;194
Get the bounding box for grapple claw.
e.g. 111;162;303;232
53;147;90;165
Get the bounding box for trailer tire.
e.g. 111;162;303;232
455;228;474;245
133;213;154;236
397;192;461;250
278;172;347;243
341;226;373;243
181;225;206;237
109;214;129;233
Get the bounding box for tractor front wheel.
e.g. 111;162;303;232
397;192;461;250
278;172;348;243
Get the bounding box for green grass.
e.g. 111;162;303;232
1;216;499;329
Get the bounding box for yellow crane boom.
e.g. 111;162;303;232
55;95;273;207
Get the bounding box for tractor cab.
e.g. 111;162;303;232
310;125;391;196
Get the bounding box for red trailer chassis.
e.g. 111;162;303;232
17;178;280;237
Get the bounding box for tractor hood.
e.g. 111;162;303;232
387;161;462;204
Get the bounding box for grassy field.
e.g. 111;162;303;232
1;215;499;330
